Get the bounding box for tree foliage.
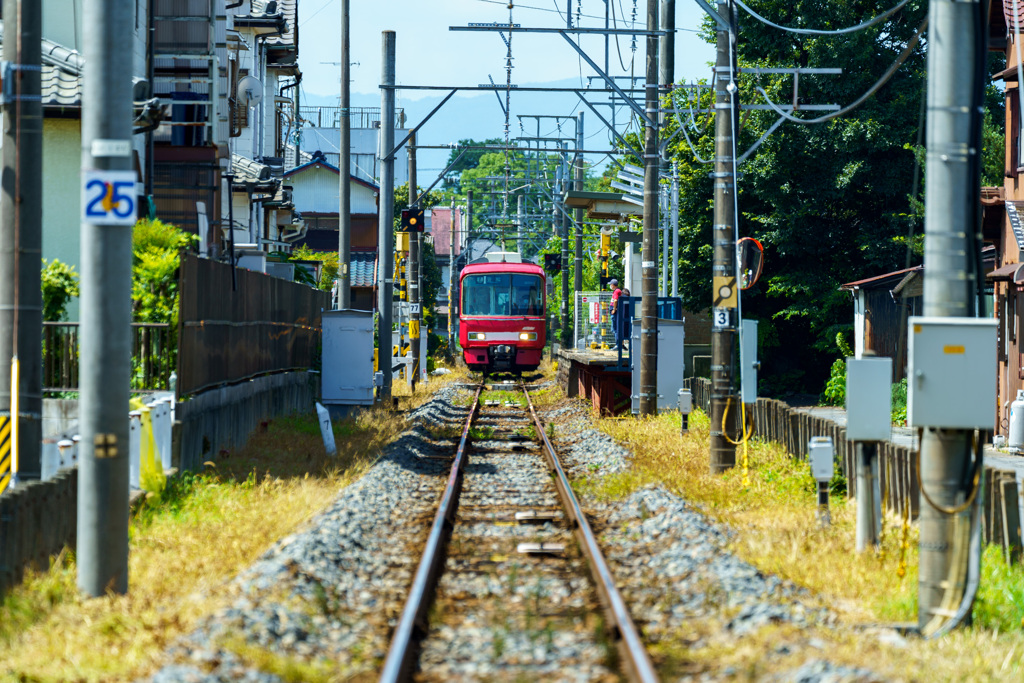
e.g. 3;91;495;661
132;218;196;324
41;259;80;322
658;0;1005;395
443;138;505;191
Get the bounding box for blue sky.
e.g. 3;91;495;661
295;1;717;175
297;1;716;100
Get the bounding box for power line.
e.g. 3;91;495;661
734;0;913;36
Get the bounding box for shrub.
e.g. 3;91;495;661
41;259;79;322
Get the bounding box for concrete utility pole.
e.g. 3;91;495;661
78;0;134;596
671;162;679;297
574;112;584;294
408;132;421;390
918;0;982;630
709;0;739;472
337;0;351;308
448;198;456;356
639;0;660;416
377;31;396;402
660;0;674;93
560;143;571;348
0;0;42;484
517;194;525;251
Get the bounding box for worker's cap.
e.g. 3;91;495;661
609;279;619;286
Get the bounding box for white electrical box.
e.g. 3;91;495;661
808;436;834;482
677;388;693;415
740;319;759;404
322;309;375;406
846;357;892;441
631;319;685;414
907;316;996;429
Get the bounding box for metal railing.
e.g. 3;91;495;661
297;106;405;130
574;291;616;350
43;322;175;394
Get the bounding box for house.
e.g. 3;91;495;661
297;105;410;187
427;206;465;309
840;267;924;381
980;1;1024;434
1;3;149;320
284;150;380;310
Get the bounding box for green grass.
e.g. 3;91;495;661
975;545;1024;631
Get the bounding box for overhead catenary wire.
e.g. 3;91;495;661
734;0;913;36
755;16;927;125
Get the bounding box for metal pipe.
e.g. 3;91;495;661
671;162;679;297
560;143;571;348
709;1;738;471
448;198;456;357
0;0;43;483
77;0;133;596
377;31;396;401
639;0;660;416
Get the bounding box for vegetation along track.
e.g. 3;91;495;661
381;380;657;683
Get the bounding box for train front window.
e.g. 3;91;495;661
462;274;543;316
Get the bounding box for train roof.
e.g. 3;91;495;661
460;259;544;278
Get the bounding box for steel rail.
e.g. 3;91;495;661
522;385;660;683
379;385;483;683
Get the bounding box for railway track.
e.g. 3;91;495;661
381;380;658;683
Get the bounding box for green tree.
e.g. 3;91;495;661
443;138;505;191
132;218;196;324
289;245;338;292
661;0;950;395
41;259;80;322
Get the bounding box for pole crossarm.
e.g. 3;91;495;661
575;91;643;159
562;33;653;127
451;24;667;36
385;89;457;161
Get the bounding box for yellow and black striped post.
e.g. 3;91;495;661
0;416;10;494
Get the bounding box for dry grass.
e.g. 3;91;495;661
0;394;419;682
590;406;1024;680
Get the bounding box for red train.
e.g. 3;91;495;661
459;253;546;374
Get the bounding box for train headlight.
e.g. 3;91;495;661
519;332;537;341
469;332;486;341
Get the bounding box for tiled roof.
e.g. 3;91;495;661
250;0;297;49
0;21;82;108
231;154;274;184
351;250;376;287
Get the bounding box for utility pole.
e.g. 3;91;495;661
408;132;421;390
639;0;660;416
660;0;674;92
709;0;738;471
78;0;134;596
0;0;43;484
659;0;674;301
559;143;571;348
377;31;396;402
337;0;351;308
448;197;456;357
671;162;679;297
917;0;982;631
517;194;525;251
574;112;584;295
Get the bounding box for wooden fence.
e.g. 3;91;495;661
177;252;329;397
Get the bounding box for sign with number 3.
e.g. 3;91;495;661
82;171;137;226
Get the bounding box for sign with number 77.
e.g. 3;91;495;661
82;170;137;226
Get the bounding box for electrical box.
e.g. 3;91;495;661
808;436;834;482
631;319;685;414
322;309;375;407
677;388;693;415
740;319;759;404
908;316;996;429
846;357;892;441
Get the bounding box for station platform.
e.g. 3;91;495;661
556;347;632;415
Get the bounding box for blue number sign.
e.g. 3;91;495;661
82;171;137;226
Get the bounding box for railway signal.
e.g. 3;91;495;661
544;253;561;274
401;207;424;232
